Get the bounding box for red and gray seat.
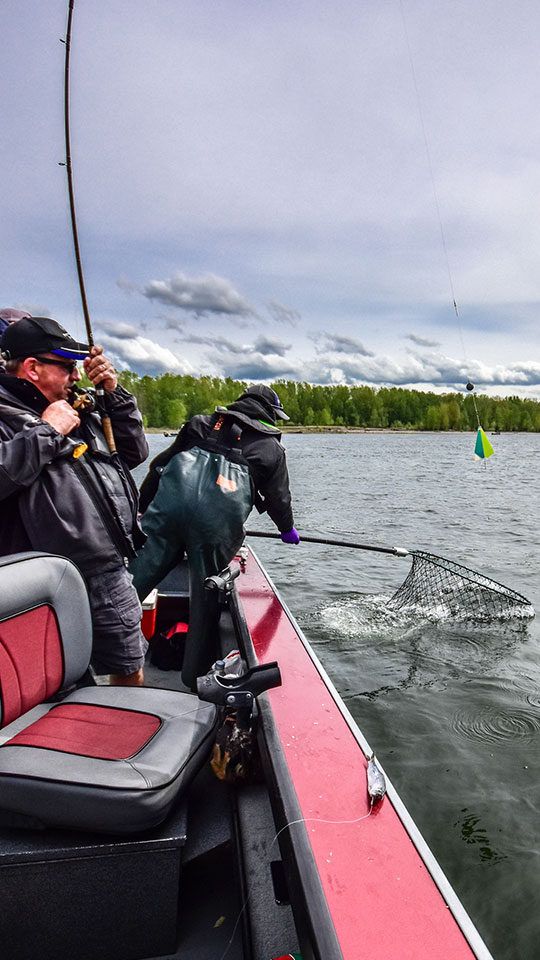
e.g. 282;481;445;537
0;552;217;834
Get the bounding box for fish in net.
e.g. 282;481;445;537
387;550;534;621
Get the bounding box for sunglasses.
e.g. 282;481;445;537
34;356;79;374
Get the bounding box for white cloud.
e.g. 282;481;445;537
219;354;300;381
266;301;301;326
99;334;193;375
116;276;140;296
143;272;255;317
317;352;540;389
97;320;141;339
318;334;375;357
405;332;441;348
253;335;291;357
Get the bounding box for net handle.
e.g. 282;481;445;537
245;530;410;557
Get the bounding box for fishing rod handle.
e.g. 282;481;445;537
93;383;117;453
100;414;117;453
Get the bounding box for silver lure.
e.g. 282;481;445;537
366;753;387;804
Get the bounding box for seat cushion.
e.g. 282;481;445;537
0;687;217;834
0;605;64;726
0;553;92;724
5;703;162;759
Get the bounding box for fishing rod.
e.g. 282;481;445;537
245;529;409;557
62;0;116;452
398;1;492;462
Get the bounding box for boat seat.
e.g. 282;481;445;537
0;552;217;834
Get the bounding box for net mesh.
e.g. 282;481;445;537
388;550;534;621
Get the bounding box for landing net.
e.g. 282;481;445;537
388;550;534;621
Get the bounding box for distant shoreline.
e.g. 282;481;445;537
146;426;507;436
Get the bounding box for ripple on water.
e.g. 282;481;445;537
452;696;540;745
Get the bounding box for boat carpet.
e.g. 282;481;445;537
234;782;300;960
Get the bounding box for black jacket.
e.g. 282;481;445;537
0;375;148;574
139;397;294;532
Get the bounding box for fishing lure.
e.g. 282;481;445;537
69;385;95;413
366;753;386;805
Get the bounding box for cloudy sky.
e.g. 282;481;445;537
4;0;540;396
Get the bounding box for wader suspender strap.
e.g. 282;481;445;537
206;416;270;512
211;417;266;512
202;416;246;463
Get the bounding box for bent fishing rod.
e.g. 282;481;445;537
62;0;116;452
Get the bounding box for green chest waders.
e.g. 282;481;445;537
130;444;253;688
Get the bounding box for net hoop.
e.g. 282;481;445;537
388;549;534;619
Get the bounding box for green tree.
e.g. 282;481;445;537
163;398;187;428
425;405;442;430
115;371;540;432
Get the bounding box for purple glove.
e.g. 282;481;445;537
280;527;300;545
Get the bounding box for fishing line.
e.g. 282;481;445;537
467;382;482;432
272;805;375;847
398;0;478;412
217;895;251;960
217;805;376;960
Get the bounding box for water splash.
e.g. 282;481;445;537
309;593;424;639
307;593;534;643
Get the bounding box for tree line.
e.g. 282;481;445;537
116;372;540;432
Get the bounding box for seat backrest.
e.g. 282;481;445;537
0;553;92;727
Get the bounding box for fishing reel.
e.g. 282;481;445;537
69;385;96;413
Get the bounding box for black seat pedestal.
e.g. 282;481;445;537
0;803;187;960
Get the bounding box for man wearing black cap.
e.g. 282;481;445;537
0;316;149;685
130;384;299;688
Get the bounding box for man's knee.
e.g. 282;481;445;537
109;668;144;686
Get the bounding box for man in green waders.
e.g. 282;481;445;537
129;385;299;689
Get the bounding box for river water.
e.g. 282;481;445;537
136;431;540;960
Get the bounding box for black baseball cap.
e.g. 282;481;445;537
0;316;90;362
243;384;290;420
